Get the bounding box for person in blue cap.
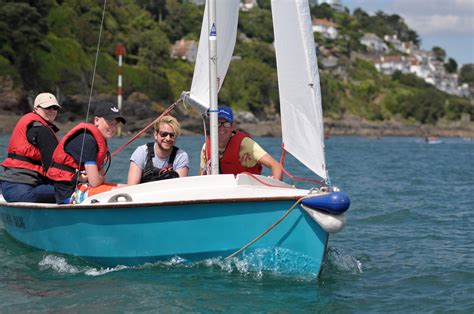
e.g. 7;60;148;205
199;105;283;179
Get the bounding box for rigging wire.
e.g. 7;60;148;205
279;144;322;184
75;0;108;186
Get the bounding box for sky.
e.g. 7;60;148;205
343;0;474;66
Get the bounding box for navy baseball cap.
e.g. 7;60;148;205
218;105;233;123
94;102;126;124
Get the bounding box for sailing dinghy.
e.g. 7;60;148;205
0;0;349;276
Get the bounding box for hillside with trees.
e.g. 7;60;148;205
0;0;472;135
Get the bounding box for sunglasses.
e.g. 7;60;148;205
158;131;176;139
42;106;60;111
218;121;232;128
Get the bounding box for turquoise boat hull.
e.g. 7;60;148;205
0;200;328;275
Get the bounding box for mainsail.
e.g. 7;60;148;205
271;0;327;180
188;0;240;111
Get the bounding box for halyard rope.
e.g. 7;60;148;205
225;194;315;259
240;171;296;188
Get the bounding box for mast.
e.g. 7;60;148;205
208;0;219;175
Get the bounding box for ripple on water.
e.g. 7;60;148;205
35;247;334;281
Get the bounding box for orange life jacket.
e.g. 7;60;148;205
1;112;58;176
46;123;108;182
205;131;262;175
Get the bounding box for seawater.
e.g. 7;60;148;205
0;134;473;312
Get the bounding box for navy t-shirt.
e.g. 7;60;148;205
53;132;99;204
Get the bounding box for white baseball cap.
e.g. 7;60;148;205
34;93;61;109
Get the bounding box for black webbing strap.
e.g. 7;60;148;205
50;161;77;173
7;153;42;166
167;146;179;168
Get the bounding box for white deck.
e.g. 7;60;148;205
0;174;319;209
82;174;312;205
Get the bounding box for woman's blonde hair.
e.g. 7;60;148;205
154;115;181;136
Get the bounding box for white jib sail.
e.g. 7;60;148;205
189;0;240;110
271;0;327;180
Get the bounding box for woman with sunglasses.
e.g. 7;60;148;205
0;93;61;203
127;115;189;185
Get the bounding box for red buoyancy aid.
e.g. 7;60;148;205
205;131;262;175
46;123;108;182
1;112;58;176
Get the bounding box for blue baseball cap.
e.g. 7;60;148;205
218;105;233;123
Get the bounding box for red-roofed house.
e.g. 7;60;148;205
171;39;198;63
374;55;409;75
312;18;338;39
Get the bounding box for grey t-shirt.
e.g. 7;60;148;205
130;144;189;171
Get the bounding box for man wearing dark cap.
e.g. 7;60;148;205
199;105;282;180
47;102;127;204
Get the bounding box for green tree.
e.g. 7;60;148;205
235;40;276;67
432;46;446;62
136;0;168;22
392;71;429;89
459;64;474;85
348;58;379;81
444;97;472;120
219;59;278;114
444;58;458;73
353;9;419;45
392;90;445;124
353;8;371;30
239;8;274;43
161;2;203;42
136;28;171;70
0;2;50;89
165;60;194;100
310;3;334;20
319;72;345;118
256;0;271;10
33;35;91;94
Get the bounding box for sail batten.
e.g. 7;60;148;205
271;0;327;180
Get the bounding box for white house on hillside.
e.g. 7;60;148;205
312;18;338;39
240;0;257;11
384;34;404;52
374;49;468;97
360;33;388;53
401;41;418;55
374;55;409;75
409;57;434;84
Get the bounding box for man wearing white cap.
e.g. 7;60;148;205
0;93;61;203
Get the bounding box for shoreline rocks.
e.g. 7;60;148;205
0;112;473;139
